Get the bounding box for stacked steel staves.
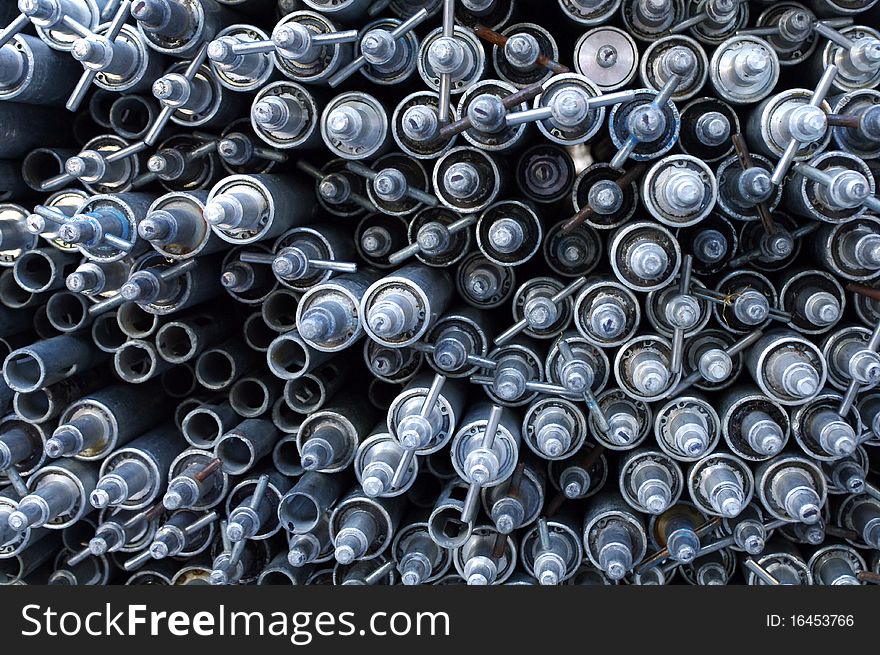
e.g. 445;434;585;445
0;0;878;586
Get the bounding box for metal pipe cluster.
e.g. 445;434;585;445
0;0;880;586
